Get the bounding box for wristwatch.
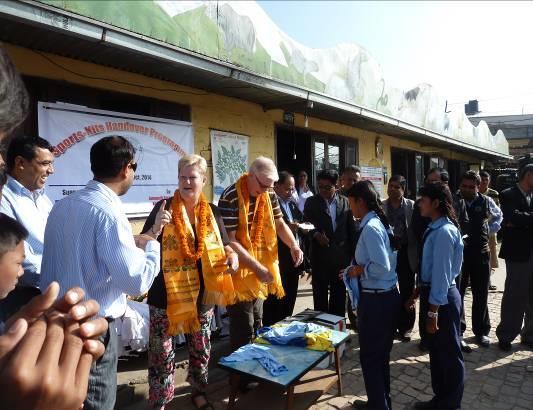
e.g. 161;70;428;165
427;311;438;319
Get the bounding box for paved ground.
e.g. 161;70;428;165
116;260;533;409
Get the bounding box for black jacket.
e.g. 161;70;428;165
499;185;533;262
277;199;306;275
303;193;357;272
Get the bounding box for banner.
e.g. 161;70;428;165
210;130;249;204
360;165;385;199
38;102;194;216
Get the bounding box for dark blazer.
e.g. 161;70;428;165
498;185;533;262
277;198;305;275
303;193;357;273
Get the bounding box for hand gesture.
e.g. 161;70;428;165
426;316;439;334
225;252;239;273
256;267;274;284
290;245;304;267
134;234;156;250
151;200;172;237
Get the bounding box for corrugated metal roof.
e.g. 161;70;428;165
0;0;512;160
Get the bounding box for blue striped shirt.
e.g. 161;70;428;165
0;176;53;287
40;180;160;318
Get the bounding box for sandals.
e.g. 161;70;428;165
191;391;214;410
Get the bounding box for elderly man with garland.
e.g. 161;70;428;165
218;157;304;358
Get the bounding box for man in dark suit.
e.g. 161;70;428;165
496;163;533;351
263;171;306;326
304;169;357;317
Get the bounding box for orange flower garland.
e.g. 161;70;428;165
238;173;267;248
171;191;209;261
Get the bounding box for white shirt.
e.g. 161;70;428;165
40;180;160;318
0;176;53;287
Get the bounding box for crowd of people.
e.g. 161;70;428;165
1;43;533;410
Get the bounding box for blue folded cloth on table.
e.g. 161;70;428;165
220;344;288;376
256;321;329;347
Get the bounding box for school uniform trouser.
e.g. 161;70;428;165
420;286;464;410
263;264;300;327
459;250;491;337
84;319;118;410
358;287;400;410
496;251;533;344
227;298;264;351
396;247;415;334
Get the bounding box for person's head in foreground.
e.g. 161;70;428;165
178;154;207;204
90;135;137;196
6;136;55;191
346;179;383;220
0;214;27;299
0;45;29;142
247;156;278;197
418;182;458;225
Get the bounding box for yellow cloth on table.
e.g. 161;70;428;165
232;173;284;301
162;191;235;335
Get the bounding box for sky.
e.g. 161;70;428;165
258;1;533;117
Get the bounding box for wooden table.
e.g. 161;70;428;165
218;329;348;410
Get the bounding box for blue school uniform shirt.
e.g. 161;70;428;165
355;211;398;290
420;216;464;306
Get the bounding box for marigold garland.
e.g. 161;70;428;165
171;190;209;261
238;173;267;249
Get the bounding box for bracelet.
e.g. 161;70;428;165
427;311;438;319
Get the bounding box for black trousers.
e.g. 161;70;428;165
263;263;300;327
311;245;348;317
396;247;415;334
459;251;491;337
420;286;464;409
358;288;400;410
312;271;346;317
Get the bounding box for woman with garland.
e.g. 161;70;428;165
142;154;239;410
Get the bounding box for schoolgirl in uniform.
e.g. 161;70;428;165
344;180;400;410
410;182;465;409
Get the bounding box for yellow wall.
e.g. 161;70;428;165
6;43;480;208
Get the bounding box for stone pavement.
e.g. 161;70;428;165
117;264;533;410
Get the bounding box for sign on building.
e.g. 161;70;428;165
210;130;249;204
38;102;194;216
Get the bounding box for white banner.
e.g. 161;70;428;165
210;130;249;204
38;102;194;216
360;166;385;199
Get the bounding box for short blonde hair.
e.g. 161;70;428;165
178;154;207;175
249;156;278;182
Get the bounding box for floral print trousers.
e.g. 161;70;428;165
148;305;214;408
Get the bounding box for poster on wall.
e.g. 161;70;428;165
360;165;385;198
210;130;249;204
38;102;194;217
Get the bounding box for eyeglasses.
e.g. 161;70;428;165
318;184;334;191
130;162;137;172
254;173;273;190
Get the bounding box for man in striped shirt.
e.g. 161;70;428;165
41;136;162;410
219;157;304;356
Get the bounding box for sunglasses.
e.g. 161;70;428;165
254;173;273;190
130;162;138;172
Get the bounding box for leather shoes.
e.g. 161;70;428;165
413;399;437;409
520;339;533;349
498;341;512;352
476;335;490;347
352;399;370;409
460;339;472;353
418;340;429;352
